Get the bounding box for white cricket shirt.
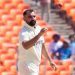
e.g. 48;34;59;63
18;23;44;72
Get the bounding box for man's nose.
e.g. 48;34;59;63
31;15;36;20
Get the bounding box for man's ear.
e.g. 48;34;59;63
23;15;27;21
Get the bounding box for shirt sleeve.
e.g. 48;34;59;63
19;31;30;43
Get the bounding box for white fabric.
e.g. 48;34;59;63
48;41;63;53
18;61;39;75
18;23;44;75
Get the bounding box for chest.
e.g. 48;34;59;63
28;29;40;39
29;31;44;46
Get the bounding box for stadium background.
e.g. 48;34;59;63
0;0;75;75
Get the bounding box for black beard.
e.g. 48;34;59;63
28;20;36;27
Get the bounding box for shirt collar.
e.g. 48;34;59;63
24;23;37;31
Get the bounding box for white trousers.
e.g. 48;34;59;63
18;61;39;75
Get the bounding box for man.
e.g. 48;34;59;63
54;41;71;60
69;34;75;55
48;34;63;59
39;0;51;22
69;34;75;75
18;9;56;75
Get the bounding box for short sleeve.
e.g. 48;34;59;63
19;31;30;43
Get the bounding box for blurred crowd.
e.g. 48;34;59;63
31;0;75;62
48;34;75;61
31;0;51;22
48;33;75;75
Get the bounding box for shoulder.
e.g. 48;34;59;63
57;41;63;45
57;47;63;52
19;26;29;36
48;41;54;46
35;25;41;32
36;25;41;29
21;25;30;32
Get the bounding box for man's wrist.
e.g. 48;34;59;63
37;33;41;38
49;61;53;65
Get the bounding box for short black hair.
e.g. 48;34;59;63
69;34;74;39
23;9;34;16
52;34;60;39
63;41;69;47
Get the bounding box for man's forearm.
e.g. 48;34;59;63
22;28;47;50
42;44;52;63
22;33;41;49
42;44;57;70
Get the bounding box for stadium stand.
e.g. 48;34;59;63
53;0;75;32
0;0;73;75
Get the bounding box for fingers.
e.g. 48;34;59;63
51;63;57;71
42;28;48;32
39;28;48;35
53;63;57;70
54;66;57;71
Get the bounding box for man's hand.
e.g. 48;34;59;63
39;28;48;36
50;62;57;70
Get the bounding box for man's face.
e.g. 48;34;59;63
23;11;36;27
54;37;60;42
63;43;68;49
70;37;75;42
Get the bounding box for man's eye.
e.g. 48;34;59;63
28;16;35;18
33;16;35;18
